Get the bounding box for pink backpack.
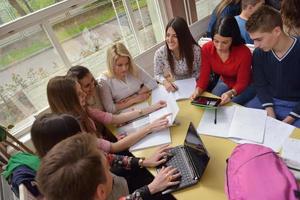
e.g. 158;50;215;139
225;143;300;200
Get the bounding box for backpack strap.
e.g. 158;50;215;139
295;190;300;199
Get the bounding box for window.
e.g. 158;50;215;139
0;0;62;25
196;0;220;20
0;25;65;130
0;0;164;135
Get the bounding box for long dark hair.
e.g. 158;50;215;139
165;16;198;75
67;65;91;80
31;113;82;157
212;16;245;46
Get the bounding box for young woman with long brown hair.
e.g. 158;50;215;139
47;76;169;153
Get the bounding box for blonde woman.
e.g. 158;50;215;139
100;42;158;113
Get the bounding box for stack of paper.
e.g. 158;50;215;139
197;106;267;143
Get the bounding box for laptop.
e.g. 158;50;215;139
157;122;210;194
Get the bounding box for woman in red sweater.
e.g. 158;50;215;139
192;16;255;105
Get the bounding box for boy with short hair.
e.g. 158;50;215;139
235;0;265;44
245;5;300;127
37;134;180;200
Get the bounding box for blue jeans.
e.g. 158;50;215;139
211;79;256;106
246;96;300;127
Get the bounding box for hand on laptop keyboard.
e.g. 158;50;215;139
143;145;173;167
148;166;181;194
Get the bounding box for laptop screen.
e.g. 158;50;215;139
184;123;210;179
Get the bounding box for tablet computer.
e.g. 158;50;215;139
191;96;221;108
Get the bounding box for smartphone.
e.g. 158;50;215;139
191;96;221;107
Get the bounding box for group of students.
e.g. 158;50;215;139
27;1;300;200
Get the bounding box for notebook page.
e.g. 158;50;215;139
263;117;294;151
151;85;169;104
150;94;179;125
282;138;300;166
129;128;171;151
232;116;294;152
229;107;266;143
197;106;236;138
171;78;196;100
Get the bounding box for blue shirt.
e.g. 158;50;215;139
235;16;253;44
252;37;300;118
207;3;241;37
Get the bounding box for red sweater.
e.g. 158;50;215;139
196;41;252;94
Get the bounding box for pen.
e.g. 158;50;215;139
170;82;178;91
214;109;217;124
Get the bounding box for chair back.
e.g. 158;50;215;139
19;184;37;200
0;125;33;172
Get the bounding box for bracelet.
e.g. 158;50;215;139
138;157;145;168
138;109;143;116
228;90;235;98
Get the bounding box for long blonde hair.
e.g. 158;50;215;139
106;42;138;78
215;0;241;17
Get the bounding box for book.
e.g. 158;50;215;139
197;105;267;143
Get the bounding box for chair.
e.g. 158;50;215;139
0;125;33;172
19;184;37;200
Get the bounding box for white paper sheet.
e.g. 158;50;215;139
282;138;300;165
263;117;294;151
150;94;179;125
171;78;196;100
197;106;236;138
132;116;150;128
229;107;266;143
151;78;196;102
232;117;294;152
198;106;267;143
151;85;169;104
129;128;171;151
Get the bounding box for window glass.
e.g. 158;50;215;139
0;0;63;25
0;25;65;128
196;0;221;20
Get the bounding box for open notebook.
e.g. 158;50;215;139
232;116;295;152
197;105;267;143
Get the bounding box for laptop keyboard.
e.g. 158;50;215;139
161;147;198;191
